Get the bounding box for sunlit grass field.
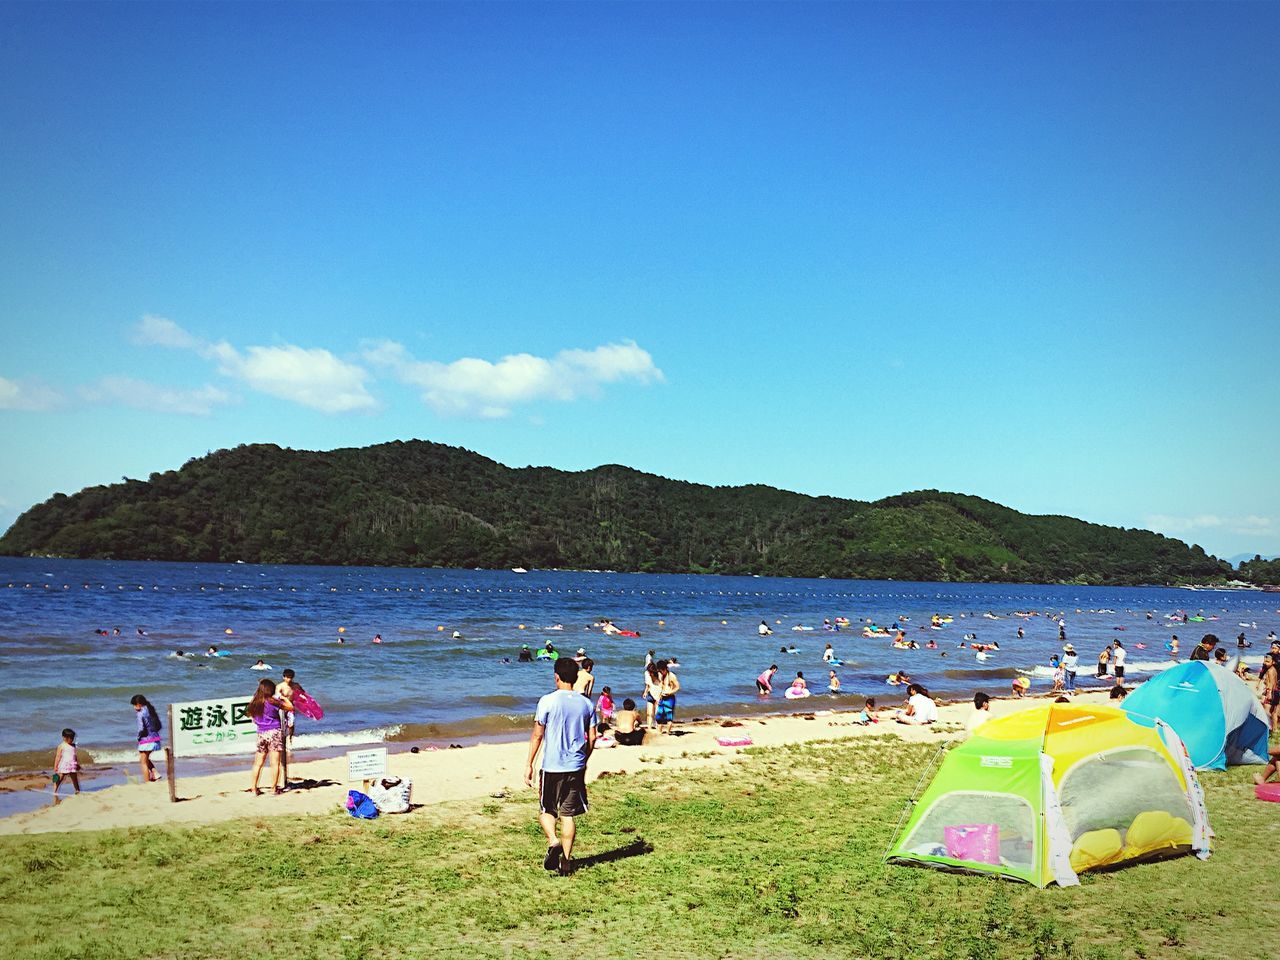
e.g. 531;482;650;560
1;736;1274;960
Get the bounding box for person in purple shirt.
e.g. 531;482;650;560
130;694;163;784
247;678;293;796
525;657;595;875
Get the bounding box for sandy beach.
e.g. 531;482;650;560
0;690;1113;836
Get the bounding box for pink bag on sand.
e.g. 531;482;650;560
944;824;999;864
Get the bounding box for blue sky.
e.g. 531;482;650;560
1;2;1277;561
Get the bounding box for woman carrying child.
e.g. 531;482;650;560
247;678;294;796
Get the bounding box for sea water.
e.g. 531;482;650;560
1;557;1275;775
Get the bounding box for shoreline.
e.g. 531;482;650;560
0;664;1168;784
0;689;1114;836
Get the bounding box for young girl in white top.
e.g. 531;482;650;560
53;728;81;799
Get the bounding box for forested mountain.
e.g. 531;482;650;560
0;440;1233;585
1237;555;1280;587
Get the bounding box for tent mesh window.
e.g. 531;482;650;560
901;791;1036;869
1057;748;1188;839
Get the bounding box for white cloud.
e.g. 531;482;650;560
81;377;235;416
1145;514;1275;537
363;339;663;418
130;316;376;414
0;376;64;411
206;342;375;414
132;314;202;350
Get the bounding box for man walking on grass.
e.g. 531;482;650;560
525;656;595;875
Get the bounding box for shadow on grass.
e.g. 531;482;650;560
574;837;653;871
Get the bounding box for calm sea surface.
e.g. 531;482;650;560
2;557;1275;773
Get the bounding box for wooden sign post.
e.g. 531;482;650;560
166;705;177;803
168;694;260;800
346;747;388;792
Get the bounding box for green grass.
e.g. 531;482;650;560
0;736;1275;960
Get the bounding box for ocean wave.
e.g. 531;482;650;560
390;714;530;741
1;683;186;702
60;725;407;767
942;666;1019;681
1124;659;1180;673
1016;665;1059;678
465;694;524;708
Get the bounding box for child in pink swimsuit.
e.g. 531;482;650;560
53;728;81;799
597;687;615;722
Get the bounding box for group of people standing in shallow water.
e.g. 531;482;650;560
527;641;685;748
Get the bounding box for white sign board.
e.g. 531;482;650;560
172;696;260;757
347;747;387;781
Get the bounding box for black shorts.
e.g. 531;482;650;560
755;680;769;693
614;729;644;746
539;769;588;817
1114;666;1125;679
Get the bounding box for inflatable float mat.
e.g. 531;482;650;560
784;688;811;699
1256;782;1280;803
716;735;754;747
293;690;324;721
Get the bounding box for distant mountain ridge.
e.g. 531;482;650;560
1228;552;1279;567
0;440;1233;585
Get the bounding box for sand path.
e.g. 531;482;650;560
0;691;1111;835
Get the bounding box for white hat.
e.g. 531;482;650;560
577;647;586;655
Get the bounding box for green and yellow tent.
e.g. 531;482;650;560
886;703;1211;887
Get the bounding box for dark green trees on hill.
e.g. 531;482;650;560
0;440;1232;585
1237;555;1280;586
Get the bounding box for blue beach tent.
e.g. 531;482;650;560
1122;661;1271;770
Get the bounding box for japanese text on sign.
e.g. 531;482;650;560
171;697;257;757
347;748;387;781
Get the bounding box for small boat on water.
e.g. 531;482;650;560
511;567;528;574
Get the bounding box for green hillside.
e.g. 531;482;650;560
0;440;1231;585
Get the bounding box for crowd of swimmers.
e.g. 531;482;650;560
50;613;1278;802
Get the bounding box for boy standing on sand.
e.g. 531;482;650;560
525;657;595;876
276;668;301;786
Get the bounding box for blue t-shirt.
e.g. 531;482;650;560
535;689;595;773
